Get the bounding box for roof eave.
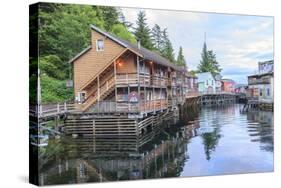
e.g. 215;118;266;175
68;46;92;64
91;25;128;48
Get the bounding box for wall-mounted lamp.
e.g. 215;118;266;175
118;62;123;67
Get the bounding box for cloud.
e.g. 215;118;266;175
120;8;273;84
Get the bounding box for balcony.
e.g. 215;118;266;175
152;75;168;87
116;73;168;87
248;77;271;85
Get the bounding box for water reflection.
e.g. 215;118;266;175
37;104;273;185
246;111;274;152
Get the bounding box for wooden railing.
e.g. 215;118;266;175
186;91;199;98
82;75;115;111
152;76;168;87
89;99;168;113
116;73;138;85
116;73;170;87
32;103;83;118
198;91;236;95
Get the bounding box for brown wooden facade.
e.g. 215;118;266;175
70;25;195;117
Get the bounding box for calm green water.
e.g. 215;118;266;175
37;104;273;185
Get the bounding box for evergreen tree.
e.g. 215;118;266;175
151;24;163;51
207;50;222;74
119;11;133;29
99;6;120;31
133;11;154;50
38;3;137;103
176;46;186;67
197;42;221;74
161;29;175;63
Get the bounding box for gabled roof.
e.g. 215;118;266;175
116;36;182;71
69;24;183;71
68;46;91;64
221;78;235;83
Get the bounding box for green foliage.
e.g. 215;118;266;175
41;75;73;104
176;46;186;66
38;3;135;103
98;6;120;31
151;24;163;51
29;58;38;104
201;128;221;160
39;4;105;63
161;29;175;63
197;42;222;75
134;11;154;50
37;3;182;104
111;24;137;44
39;55;67;80
189;70;197;76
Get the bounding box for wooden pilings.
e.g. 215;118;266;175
64;109;179;137
197;94;236;106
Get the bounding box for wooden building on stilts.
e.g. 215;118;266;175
65;25;189;137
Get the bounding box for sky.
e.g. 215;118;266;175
120;7;274;84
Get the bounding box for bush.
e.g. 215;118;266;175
41;75;73;103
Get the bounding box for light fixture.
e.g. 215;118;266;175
118;61;123;67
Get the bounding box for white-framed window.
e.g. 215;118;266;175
96;39;104;51
77;92;86;103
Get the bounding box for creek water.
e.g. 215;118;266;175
36;104;273;185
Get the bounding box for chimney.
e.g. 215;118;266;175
137;39;141;49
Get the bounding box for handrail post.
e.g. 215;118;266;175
64;101;67;112
57;103;60;113
39;104;42;117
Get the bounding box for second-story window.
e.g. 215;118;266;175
96;39;104;51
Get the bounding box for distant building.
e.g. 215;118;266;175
247;60;274;103
197;72;217;94
221;79;235;93
234;84;248;94
258;60;273;74
214;74;222;93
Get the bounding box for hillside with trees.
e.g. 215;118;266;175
35;3;187;103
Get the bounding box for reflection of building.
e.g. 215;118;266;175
38;126;193;185
246;111;273;152
221;79;235;93
247;60;274;103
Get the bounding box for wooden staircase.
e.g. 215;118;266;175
82;76;115;111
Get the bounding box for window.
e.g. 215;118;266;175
96;39;104;51
78;92;86;103
267;88;270;96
